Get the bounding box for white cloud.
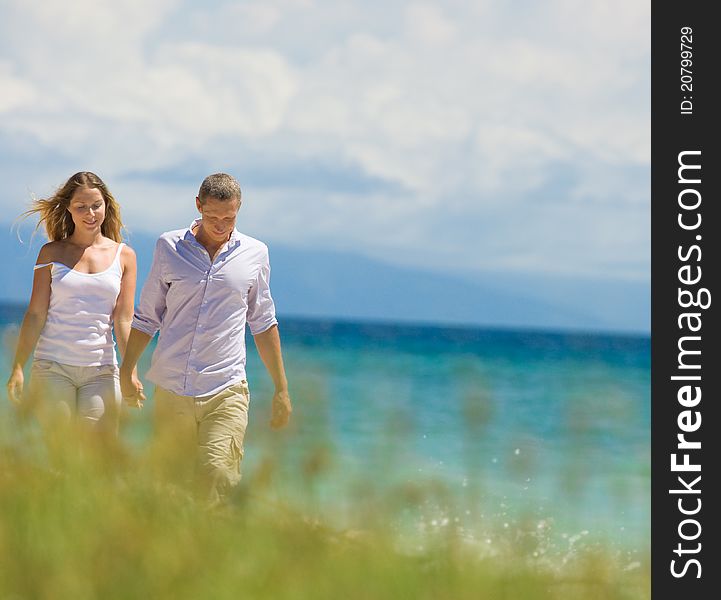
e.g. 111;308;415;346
405;4;457;46
0;62;36;112
0;0;650;281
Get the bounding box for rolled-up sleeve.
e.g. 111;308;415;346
247;247;278;335
131;238;169;337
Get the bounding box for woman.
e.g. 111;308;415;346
6;172;137;438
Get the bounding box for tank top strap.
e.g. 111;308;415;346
111;242;125;272
33;263;53;271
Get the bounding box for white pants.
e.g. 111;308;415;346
28;359;121;432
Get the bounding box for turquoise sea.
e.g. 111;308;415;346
0;303;650;562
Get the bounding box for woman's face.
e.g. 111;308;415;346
67;187;106;235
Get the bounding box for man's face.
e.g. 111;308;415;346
196;196;241;243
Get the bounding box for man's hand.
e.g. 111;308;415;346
253;325;291;430
270;389;292;430
120;368;146;408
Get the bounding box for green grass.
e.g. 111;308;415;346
0;425;649;600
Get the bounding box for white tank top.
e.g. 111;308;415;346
34;243;124;366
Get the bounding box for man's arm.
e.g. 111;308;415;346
119;237;169;407
119;328;152;407
253;324;292;429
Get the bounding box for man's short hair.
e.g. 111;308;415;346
198;173;242;204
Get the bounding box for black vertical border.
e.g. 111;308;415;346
652;1;719;597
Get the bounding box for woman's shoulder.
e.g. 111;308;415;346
119;242;136;257
36;240;68;265
119;242;137;268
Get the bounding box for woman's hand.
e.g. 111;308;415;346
6;365;24;407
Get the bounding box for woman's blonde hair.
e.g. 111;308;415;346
23;171;124;242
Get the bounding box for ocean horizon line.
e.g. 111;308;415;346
0;299;650;341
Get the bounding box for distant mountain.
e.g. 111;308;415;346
0;223;648;334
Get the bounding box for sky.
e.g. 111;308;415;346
0;0;650;287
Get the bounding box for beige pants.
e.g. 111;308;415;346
152;381;251;503
28;359;121;434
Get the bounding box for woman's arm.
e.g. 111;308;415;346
6;245;54;405
112;245;137;367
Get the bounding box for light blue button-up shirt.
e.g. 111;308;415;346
131;220;278;397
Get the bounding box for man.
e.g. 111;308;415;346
120;173;291;501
